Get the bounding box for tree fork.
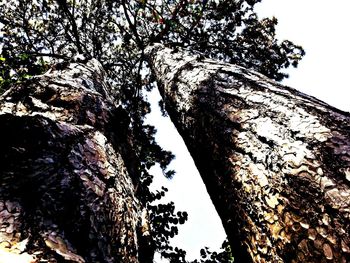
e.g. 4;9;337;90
146;44;350;262
0;60;153;262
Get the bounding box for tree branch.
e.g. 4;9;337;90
56;0;85;54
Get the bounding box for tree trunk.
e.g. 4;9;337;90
146;44;350;263
0;60;152;262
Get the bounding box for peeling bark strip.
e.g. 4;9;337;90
0;60;150;262
146;44;350;262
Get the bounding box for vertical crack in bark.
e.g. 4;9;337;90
0;60;150;262
146;44;350;263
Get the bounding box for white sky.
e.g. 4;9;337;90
146;1;350;262
256;0;350;112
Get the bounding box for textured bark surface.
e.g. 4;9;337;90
146;44;350;263
0;60;151;262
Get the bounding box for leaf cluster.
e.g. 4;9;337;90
193;240;234;263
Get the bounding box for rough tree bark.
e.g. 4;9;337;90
146;44;350;263
0;60;152;262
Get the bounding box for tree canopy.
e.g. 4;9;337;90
0;0;305;261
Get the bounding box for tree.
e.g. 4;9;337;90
146;44;350;262
0;58;155;262
0;0;309;261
